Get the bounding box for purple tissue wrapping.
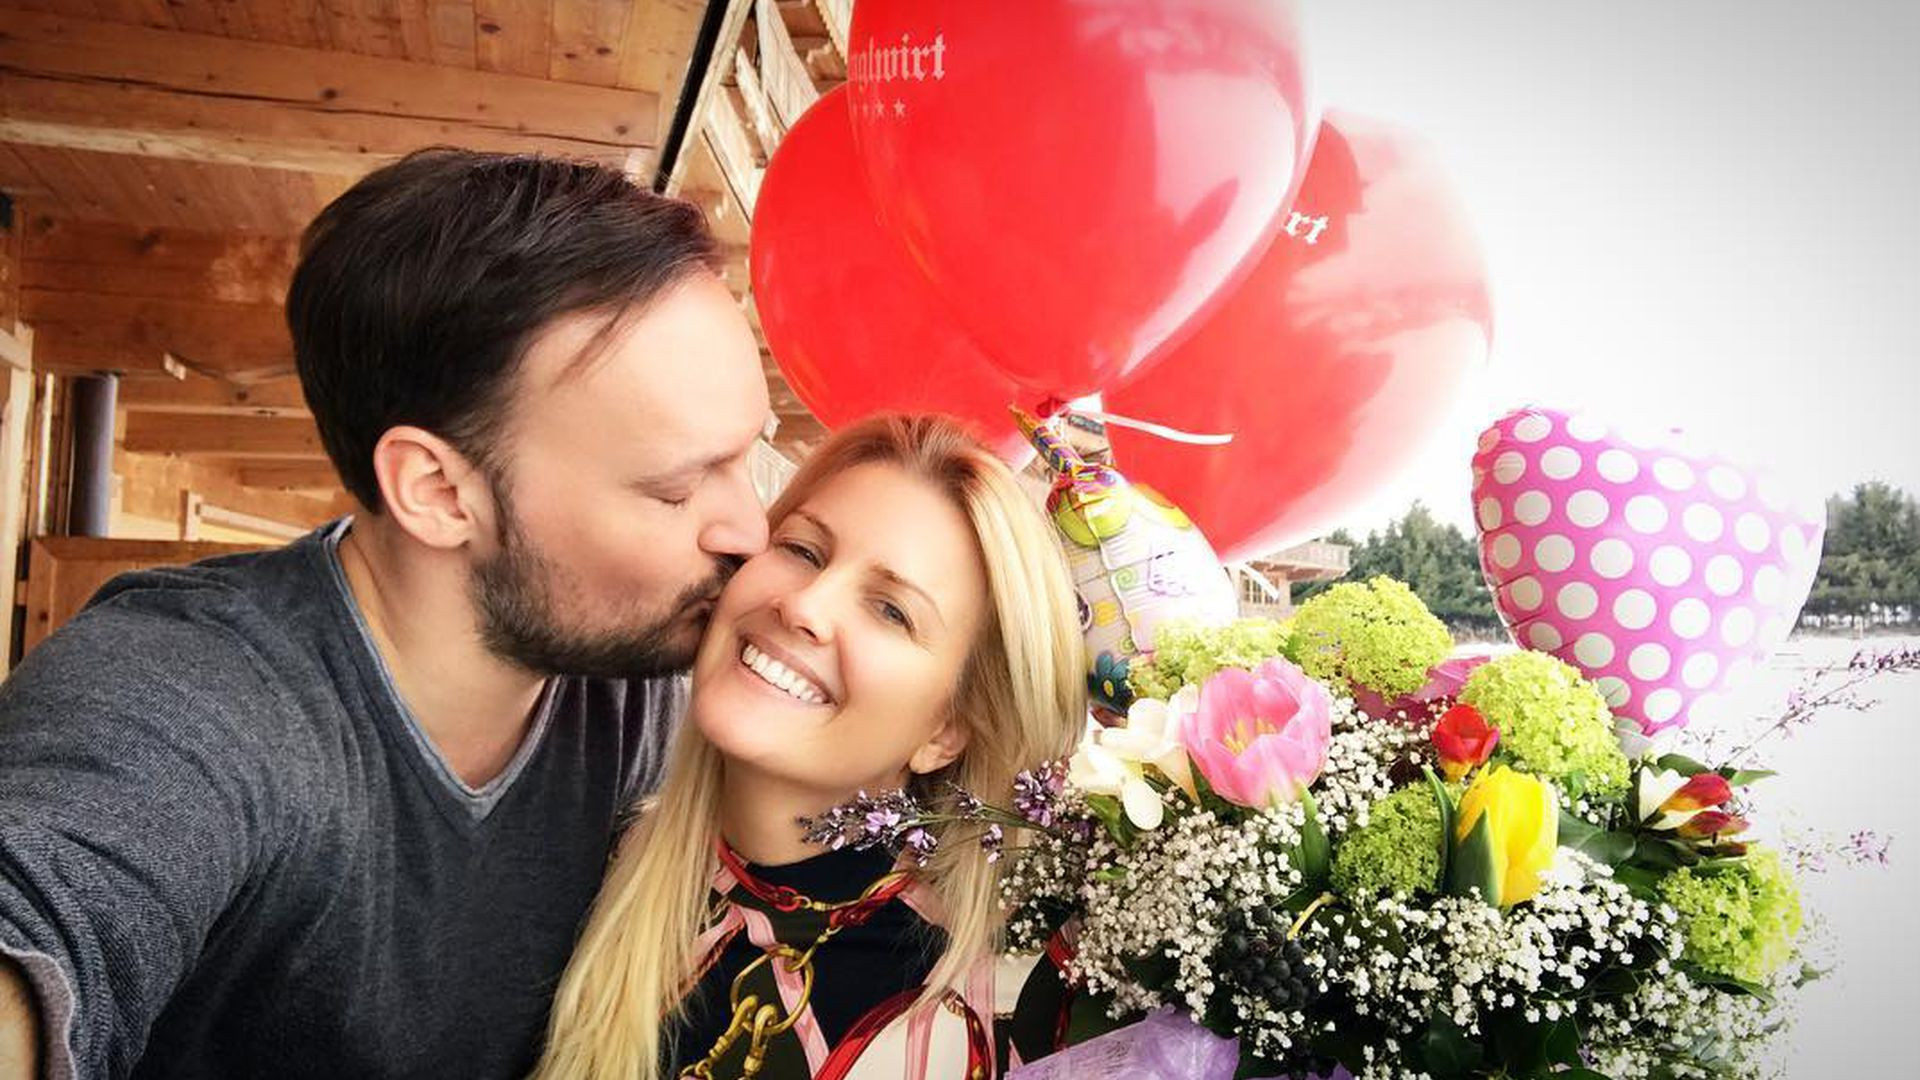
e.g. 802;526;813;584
1003;1007;1355;1080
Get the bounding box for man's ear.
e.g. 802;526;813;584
907;713;972;777
369;426;496;550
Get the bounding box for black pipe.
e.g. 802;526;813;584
68;374;117;537
654;0;735;194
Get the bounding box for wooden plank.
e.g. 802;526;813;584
23;218;299;305
22;535;267;654
22;289;290;371
660;0;755;193
808;0;848;59
616;0;707;147
756;0;818;129
701;94;762;215
0;10;661;176
549;0;632;86
0;206;19;332
0;325;34;374
235;460;340;490
245;0;329;48
122;412;325;457
0;368;34;670
427;0;478;67
87;0;179;31
117;372;308;415
731;47;782;157
472;0;551;77
116;447;344;523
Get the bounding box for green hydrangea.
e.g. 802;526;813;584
1127;618;1292;701
1289;577;1453;700
1459;651;1629;798
1331;785;1446;898
1659;847;1803;984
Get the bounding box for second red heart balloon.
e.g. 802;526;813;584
1105;111;1494;563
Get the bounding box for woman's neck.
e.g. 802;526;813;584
718;762;898;867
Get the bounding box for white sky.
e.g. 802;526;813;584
1299;0;1920;538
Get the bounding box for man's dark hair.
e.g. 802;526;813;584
287;148;720;510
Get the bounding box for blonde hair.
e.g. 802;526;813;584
534;414;1087;1079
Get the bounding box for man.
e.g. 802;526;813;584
0;149;773;1078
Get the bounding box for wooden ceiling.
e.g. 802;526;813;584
0;0;847;524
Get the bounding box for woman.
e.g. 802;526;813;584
535;414;1086;1079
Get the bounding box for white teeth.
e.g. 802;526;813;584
741;643;827;705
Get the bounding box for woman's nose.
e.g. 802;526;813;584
772;580;835;643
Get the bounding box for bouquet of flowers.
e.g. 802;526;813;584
804;576;1870;1080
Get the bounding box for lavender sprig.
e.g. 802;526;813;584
797;764;1088;867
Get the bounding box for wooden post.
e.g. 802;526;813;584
0;362;33;671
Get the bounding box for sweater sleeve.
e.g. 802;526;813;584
0;608;292;1080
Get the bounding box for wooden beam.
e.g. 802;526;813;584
0;10;660;176
758;0;821;129
22;290;290;373
0;323;30;374
0;204;19;333
809;0;852;60
732;47;783;157
117;373;309;416
661;0;757;193
122;412;324;458
234;460;340;492
0;366;32;669
22;217;299;306
702;95;763;214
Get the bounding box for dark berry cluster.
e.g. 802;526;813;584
1216;903;1317;1010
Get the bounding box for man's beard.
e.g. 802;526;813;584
470;490;733;679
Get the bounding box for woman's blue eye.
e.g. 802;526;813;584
877;600;913;631
779;541;821;567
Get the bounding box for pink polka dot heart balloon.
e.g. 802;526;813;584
1472;406;1826;734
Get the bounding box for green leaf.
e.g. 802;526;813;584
1610;864;1665;898
1424;766;1457;890
1552;1070;1614;1079
1558;810;1637;866
1449;811;1502;907
1417;1013;1487;1077
1084;793;1138;847
1629;837;1689;871
1721;767;1777;788
1297;788;1332;885
1656;753;1712;776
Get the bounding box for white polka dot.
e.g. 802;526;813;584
1671;598;1712;639
1720;607;1756;647
1478;498;1503;531
1595;676;1631;707
1735;513;1772;553
1508;576;1544;611
1535;535;1575;572
1753;565;1784;606
1614;589;1657;630
1649;546;1693;587
1682;652;1720;689
1644;689;1683;725
1565;413;1608;441
1596;449;1640;484
1705;555;1744;597
1529;623;1564;651
1780;526;1807;563
1708;466;1749;501
1683;503;1725;543
1557;582;1599;619
1493;451;1527;485
1491;533;1522;569
1629;642;1672;680
1541;446;1582;480
1626;495;1669;533
1513;413;1553;442
1591;539;1635;579
1574;632;1616;667
1514;490;1552;526
1566;490;1610;528
1476;428;1501;454
1653;457;1696;491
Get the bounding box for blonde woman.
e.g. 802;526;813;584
535;414;1086;1079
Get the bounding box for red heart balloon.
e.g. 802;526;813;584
1105;111;1493;563
750;88;1033;463
847;0;1314;401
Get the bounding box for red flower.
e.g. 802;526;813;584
1662;773;1733;815
1678;810;1751;840
1432;703;1499;782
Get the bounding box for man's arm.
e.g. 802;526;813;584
0;954;37;1080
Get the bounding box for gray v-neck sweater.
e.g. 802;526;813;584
0;520;681;1078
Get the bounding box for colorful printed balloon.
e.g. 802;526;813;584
1016;409;1239;718
1472;407;1825;734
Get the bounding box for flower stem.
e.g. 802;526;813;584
1287;891;1337;940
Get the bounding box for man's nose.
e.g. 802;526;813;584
700;470;770;559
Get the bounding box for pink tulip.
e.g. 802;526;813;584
1179;658;1333;807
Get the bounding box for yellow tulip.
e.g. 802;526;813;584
1453;765;1558;906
